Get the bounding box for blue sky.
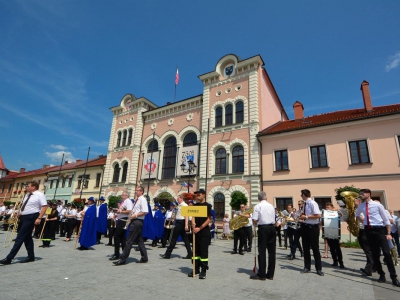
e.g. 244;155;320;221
0;1;399;171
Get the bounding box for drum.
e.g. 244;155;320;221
322;209;341;240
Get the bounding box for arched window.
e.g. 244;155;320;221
215;148;226;174
215;107;223;127
122;130;127;146
127;129;133;145
225;104;233;125
112;164;120;183
183;132;197;147
116;132;121;147
147;139;159;153
121;162;129;182
236;101;244;123
162;137;177;179
214;193;225;220
232;145;244;173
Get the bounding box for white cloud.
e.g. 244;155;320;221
50;144;67;150
385;51;400;72
45;151;76;163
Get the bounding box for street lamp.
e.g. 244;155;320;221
180;159;197;193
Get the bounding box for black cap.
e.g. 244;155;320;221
66;203;71;207
194;189;206;194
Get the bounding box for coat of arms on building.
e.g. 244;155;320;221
225;65;234;76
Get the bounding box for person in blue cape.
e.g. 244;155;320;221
152;203;165;247
210;204;216;244
142;201;155;241
77;197;97;250
96;196;108;244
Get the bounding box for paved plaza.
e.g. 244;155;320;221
0;231;399;300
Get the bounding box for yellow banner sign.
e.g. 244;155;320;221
181;206;208;217
46;207;53;214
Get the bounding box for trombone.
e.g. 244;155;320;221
3;194;24;248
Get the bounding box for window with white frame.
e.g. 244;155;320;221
310;145;328;168
348;140;370;164
215;148;227;174
274;149;289;171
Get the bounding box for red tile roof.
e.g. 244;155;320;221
258;104;400;136
0;155;6;170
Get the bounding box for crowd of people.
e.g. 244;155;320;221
1;182;400;286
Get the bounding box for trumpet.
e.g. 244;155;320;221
3;194;24;248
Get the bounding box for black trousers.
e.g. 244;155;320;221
358;229;374;273
66;219;76;239
108;225;116;245
287;227;302;255
194;233;210;271
60;220;67;236
327;238;343;263
366;227;397;279
121;219;147;262
233;227;245;252
257;224;276;278
275;226;282;246
113;218;128;256
244;226;252;249
7;213;39;260
165;220;192;257
301;223;322;271
42;220;56;245
161;227;172;247
34;218;44;238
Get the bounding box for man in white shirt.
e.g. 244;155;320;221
298;189;323;276
109;192;133;261
114;186;148;266
356;189;400;287
388;210;400;257
250;191;276;280
0;181;47;265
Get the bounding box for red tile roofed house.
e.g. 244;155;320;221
258;81;400;238
0;154;8;179
0;172;20;204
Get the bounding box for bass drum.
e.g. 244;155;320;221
322;209;341;240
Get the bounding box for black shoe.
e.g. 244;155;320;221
250;274;266;280
231;251;237;254
286;254;292;257
105;243;113;246
332;261;338;267
378;275;386;283
51;238;55;240
160;254;170;259
137;259;148;263
182;255;192;259
20;257;35;263
113;259;126;266
109;255;120;260
301;268;310;274
239;251;244;255
0;258;11;265
392;279;400;287
247;248;251;252
188;270;200;277
360;268;372;276
289;255;295;260
317;270;324;276
339;262;345;269
199;270;207;279
77;246;88;251
158;245;166;248
266;274;274;280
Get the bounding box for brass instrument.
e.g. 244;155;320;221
340;191;360;237
3;194;23;248
167;206;178;244
391;240;399;266
229;206;254;231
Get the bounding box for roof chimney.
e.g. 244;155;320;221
360;80;373;112
42;164;50;169
76;159;83;163
64;161;69;165
20;168;26;173
293;101;304;120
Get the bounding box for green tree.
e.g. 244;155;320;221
108;195;121;208
335;185;361;203
229;191;248;210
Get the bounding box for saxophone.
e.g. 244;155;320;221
229;206;254;231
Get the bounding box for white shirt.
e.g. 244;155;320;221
132;195;148;220
252;200;275;225
355;200;390;227
67;209;77;218
118;199;134;218
390;215;398;233
245;213;253;227
303;198;321;225
165;210;173;220
107;212;115;219
20;190;47;216
77;211;83;221
175;202;187;220
0;206;6;214
57;205;63;216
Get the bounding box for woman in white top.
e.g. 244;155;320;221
65;204;77;241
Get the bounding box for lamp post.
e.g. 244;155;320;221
180;160;197;193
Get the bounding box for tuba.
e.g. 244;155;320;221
230;206;254;231
340;191;360;237
3;194;24;248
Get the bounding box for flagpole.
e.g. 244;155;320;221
79;147;91;201
53;153;65;201
146;132;156;198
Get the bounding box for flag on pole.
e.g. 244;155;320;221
175;68;179;85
